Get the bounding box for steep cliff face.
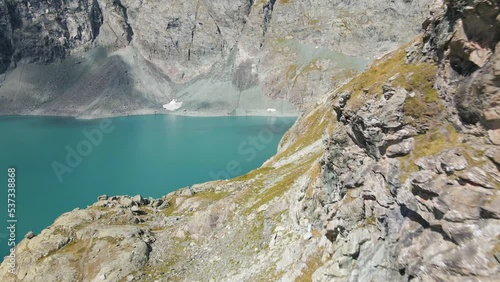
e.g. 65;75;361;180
0;0;433;117
0;0;131;65
1;1;499;281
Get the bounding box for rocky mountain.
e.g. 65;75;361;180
0;0;433;117
1;0;500;281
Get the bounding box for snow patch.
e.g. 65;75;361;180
163;99;183;111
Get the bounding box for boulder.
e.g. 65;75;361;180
437;185;487;221
385;138;415;157
24;231;35;240
481;194;500;219
458;167;494;189
120;197;133;208
488;129;500;145
97;195;108;201
132;194;144;205
438;149;468;174
486;148;500;166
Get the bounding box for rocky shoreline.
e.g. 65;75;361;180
0;108;301;120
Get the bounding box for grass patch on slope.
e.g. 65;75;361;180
398;124;459;180
338;37;442;126
294;249;325;282
272;106;335;161
248;152;322;213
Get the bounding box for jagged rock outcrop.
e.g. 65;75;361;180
1;1;499;281
307;1;500;280
0;0;433;117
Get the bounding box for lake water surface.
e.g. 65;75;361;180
0;115;296;256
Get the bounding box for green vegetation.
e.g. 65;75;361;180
402;62;442;125
272;106;335;161
232;166;275;182
58;239;88;255
399;124;460;180
341;190;357;204
161;196;177;216
248;213;266;243
412;126;459;160
193;190;231;201
302;59;322;73
137;238;186;282
308;18;320;25
286;64;298;79
275;37;289;44
248;152;322;212
331;68;358;85
338;38;443;127
365;216;377;226
338;46;409;108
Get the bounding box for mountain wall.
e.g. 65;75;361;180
0;0;433;117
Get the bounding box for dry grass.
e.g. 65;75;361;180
294;250;324;282
337;36;442;128
305;163;321;198
248;152;321;212
272;105;334;161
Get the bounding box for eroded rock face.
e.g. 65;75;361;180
424;0;500;130
307;1;500;280
0;0;128;66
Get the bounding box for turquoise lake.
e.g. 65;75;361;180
0;115;296;256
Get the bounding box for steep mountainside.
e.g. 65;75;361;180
1;0;499;281
0;0;433;117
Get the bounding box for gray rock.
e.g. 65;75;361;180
24;231;35;240
178;187;194;197
98;195;109;201
131;206;140;213
120;197;133;208
383;127;418;142
481;194;500;219
438;149;468;173
416;149;469;175
458;167;494;189
438;185;486;222
415;157;442;173
333;92;351;117
385;138;415;157
150;199;164;208
488;130;500;145
486;148;500;166
379;88;407;129
132;194;144;205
